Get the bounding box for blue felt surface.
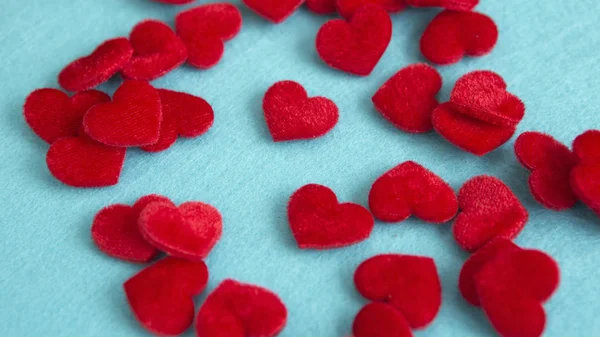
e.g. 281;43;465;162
1;0;600;336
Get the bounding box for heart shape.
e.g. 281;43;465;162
514;132;578;210
571;130;600;216
83;80;162;147
243;0;304;23
452;175;528;252
175;3;242;69
138;201;223;261
58;37;133;92
316;5;392;76
354;254;442;329
24;88;109;144
124;257;209;336
195;279;288;337
369;161;457;223
121;20;187;81
337;0;407;20
372;63;442;133
288;184;374;249
405;0;478;11
263;80;339;142
420;10;498;65
306;0;337;14
353;303;414;337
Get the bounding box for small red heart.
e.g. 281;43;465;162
83;80;162;147
24;88;109;144
176;3;242;69
369;161;458;224
58;38;133;92
572;129;600;164
452;175;528;252
243;0;303;23
316;5;392;76
432;102;516;156
306;0;337;14
571;130;600;216
263;80;339;142
337;0;407;20
353;303;414;337
138;201;223;261
405;0;478;11
195;279;288;337
354;254;441;329
121;20;187;81
372;63;442;133
420;10;498;65
288;184;374;249
514;132;578;210
124;257;209;336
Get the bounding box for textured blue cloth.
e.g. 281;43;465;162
1;0;600;336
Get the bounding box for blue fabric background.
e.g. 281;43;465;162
1;0;599;336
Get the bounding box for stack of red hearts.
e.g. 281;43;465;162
91;194;288;336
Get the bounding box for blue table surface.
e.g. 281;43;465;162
1;0;600;336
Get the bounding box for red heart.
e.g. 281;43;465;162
124;257;209;336
571;130;600;216
83;80;162;147
195;279;288;337
121;20;187;81
263;80;339;142
432;102;516;156
452;175;528;252
138;201;223;261
316;5;392;76
91;194;173;262
175;3;242;69
514;132;578;210
372;63;442;133
369;161;458;223
58;38;133;92
306;0;337;14
354;254;441;329
405;0;478;11
141;89;214;152
243;0;303;23
23;88;109;144
336;0;407;20
288;184;374;249
420;10;498;65
353;303;413;337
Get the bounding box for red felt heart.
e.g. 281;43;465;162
195;279;288;337
263;80;339;142
243;0;304;23
452;175;528;252
420;11;498;65
372;64;442;133
354;254;441;329
571;130;600;216
352;303;414;337
24;88;109;144
432;102;516;156
306;0;337;14
369;161;458;223
176;3;243;69
336;0;407;20
405;0;478;11
288;184;374;249
514;132;578;210
316;5;392;76
572;130;600;164
121;20;187;81
58;38;133;92
83;80;162;147
124;257;209;336
138;201;222;261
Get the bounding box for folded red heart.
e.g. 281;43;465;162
353;302;414;337
337;0;407;20
571;130;600;216
306;0;337;14
243;0;304;23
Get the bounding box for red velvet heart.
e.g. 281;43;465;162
121;20;187;81
405;0;478;11
195;279;288;337
263;80;339;142
58;38;133;92
337;0;407;20
369;161;458;223
432;102;516;156
571;130;600;216
452;175;528;252
420;11;498;65
138;201;222;261
353;303;414;337
243;0;304;23
306;0;337;14
176;3;243;69
83;80;162;147
24;88;109;144
514;132;578;210
372;63;442;133
124;257;209;336
316;5;392;76
572;130;600;164
354;254;441;329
